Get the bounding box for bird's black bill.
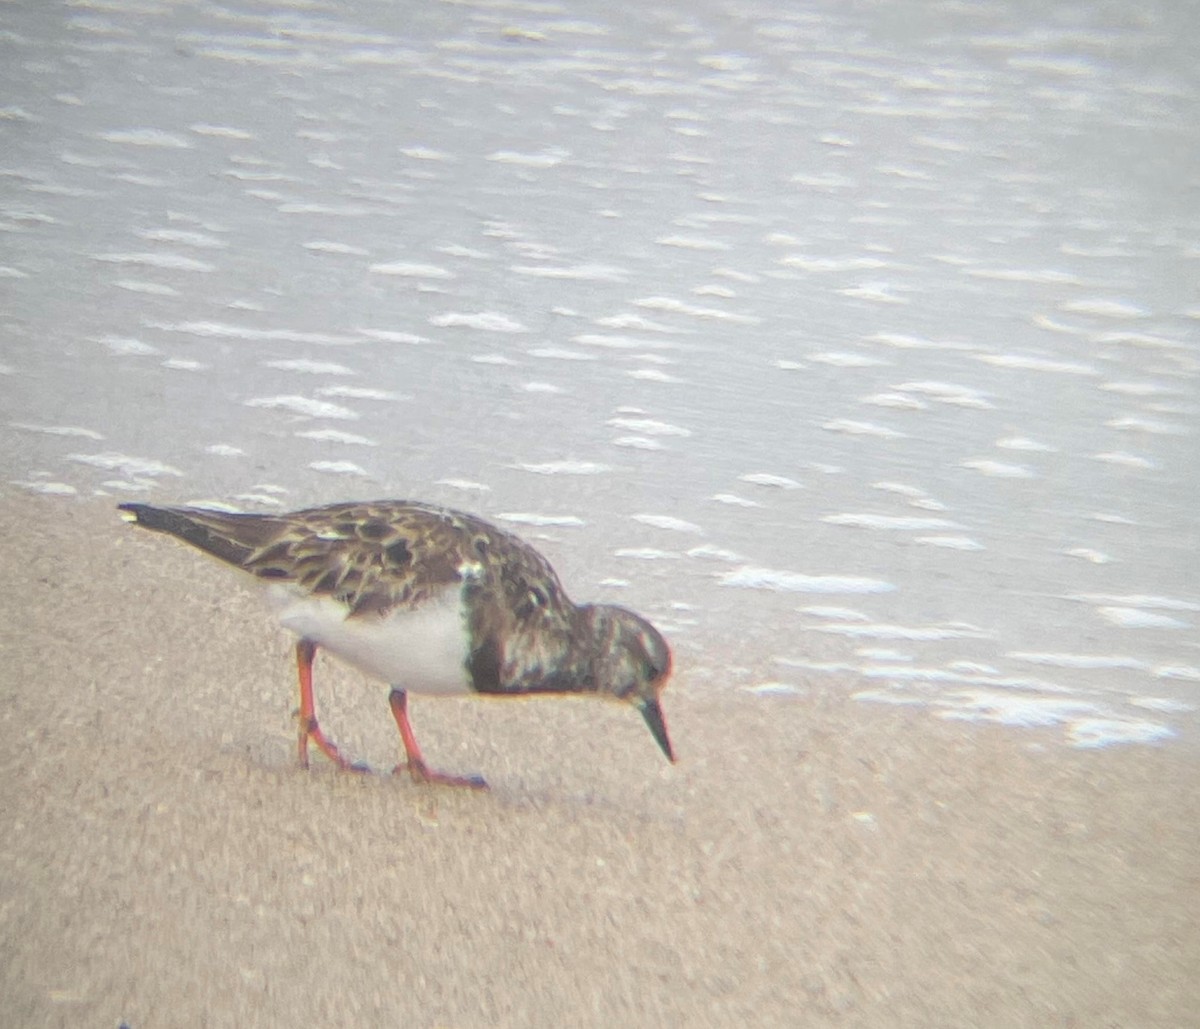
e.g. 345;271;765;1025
639;698;675;763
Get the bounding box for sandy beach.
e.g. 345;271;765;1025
1;494;1196;1028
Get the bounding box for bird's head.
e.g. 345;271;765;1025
580;603;675;762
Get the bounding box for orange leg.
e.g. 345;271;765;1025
295;640;362;771
388;688;487;790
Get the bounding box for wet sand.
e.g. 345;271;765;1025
1;495;1196;1027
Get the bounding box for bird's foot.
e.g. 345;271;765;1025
298;716;367;773
394;760;488;790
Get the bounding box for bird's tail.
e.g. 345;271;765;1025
118;503;282;569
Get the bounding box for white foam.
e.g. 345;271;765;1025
309;460;370;476
996;436;1056;452
838;283;906;304
151;321;353;345
205;444;244;456
656;236;730;251
917;536;984;550
861;392;928;410
739;473;800;489
867;331;974;351
316;386;400;401
871;482;926;499
302;241;369;255
799;606;869;621
1091;451;1158;469
632;296;761;325
436;245;488;260
98;128;192;148
514;459;610;477
685;544;743;562
189;124;253;139
1102;330;1187;350
358;330;431;345
10;422;104;440
1098;381;1173;397
1062;548;1111;564
101;479;155;493
961;459;1035;478
527;347;596;361
435;479;490;492
710;493;761;508
1128;697;1195;714
1066;719;1174;748
816;622;986;640
628;368;684;383
92;252;214;272
614;548;680;560
1106;415;1187;435
781;254;888;271
822;419;905;438
136;228;224;248
1156;665;1200;681
370;261;453;278
936;691;1102;728
741;682;805;696
574;334;653;350
521;382;563;394
11;479;77;495
809;352;887;368
401;146;451;161
295;429;378;446
67;452;182;477
497;513;584;527
823;514;963;531
1074;593;1199;612
1009;652;1147;670
632;514;703;534
263;359;355;375
1060;298;1146;318
611;437;664;450
487;148;567;167
893;381;992;408
606;417;690;437
93;335;159;356
974;353;1098;375
592;315;678;333
429;312;527;333
1098;608;1189;629
719;567;894;594
855;649;913;662
854;689;929;707
245;396;357;419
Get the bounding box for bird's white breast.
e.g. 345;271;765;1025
263;583;474;696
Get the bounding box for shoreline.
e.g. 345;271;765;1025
2;494;1196;1026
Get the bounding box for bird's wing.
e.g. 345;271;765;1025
121;500;569;620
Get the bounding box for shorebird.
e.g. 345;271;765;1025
118;500;674;788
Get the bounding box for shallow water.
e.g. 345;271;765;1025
2;0;1197;748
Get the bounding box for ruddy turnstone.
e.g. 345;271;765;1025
118;499;674;788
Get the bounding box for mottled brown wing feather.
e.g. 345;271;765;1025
125;500;572;623
244;502;474;614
